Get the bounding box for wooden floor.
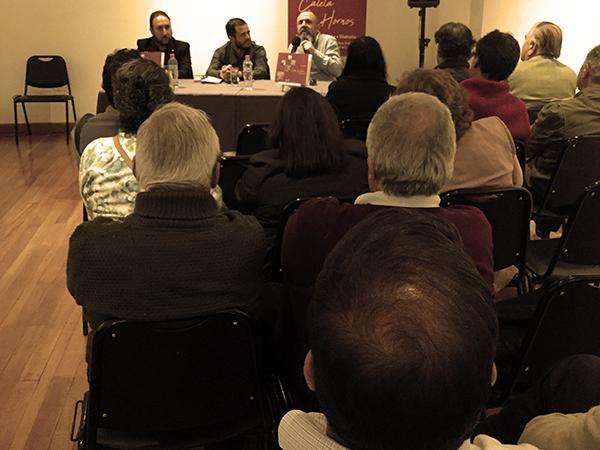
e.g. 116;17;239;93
0;133;85;449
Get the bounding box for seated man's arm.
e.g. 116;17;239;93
526;102;566;159
312;35;344;79
206;48;225;78
252;46;270;80
178;42;193;79
519;404;600;450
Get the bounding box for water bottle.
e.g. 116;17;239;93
168;52;179;88
242;54;253;89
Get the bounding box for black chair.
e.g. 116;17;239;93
237;123;270;156
71;311;288;449
13;55;77;145
219;155;252;211
503;277;600;397
527;181;600;281
527;108;541;125
514;140;527;176
441;187;532;293
339;117;371;141
532;136;600;235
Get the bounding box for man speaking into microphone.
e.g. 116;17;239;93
289;11;344;81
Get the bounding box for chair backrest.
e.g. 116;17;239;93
514;140;526;174
236;123;269;156
547;181;600;269
509;277;600;392
539;136;600;213
86;311;272;444
219;155;251;211
339;117;372;141
24;55;71;93
441;187;532;273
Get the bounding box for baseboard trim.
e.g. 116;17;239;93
0;122;75;137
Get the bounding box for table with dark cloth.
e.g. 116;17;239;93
96;80;330;150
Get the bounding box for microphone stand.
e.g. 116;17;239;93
417;7;429;68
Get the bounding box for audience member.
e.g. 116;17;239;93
280;93;493;406
206;18;270;81
326;36;393;121
475;354;600;448
509;22;576;114
235;87;369;238
68;103;267;329
290;11;343;81
137;10;193;79
434;22;476;82
526;44;600;203
396;69;522;192
461;30;531;141
72;49;142;165
279;208;536;450
79;58;174;220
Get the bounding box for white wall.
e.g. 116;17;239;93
3;0;478;125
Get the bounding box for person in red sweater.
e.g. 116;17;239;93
461;30;531;141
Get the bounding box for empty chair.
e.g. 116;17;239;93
505;277;600;396
527;181;600;281
71;311;288;449
13;55;77;144
442;187;532;293
237;123;270;156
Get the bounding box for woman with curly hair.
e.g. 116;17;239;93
79;58;174;220
395;69;522;192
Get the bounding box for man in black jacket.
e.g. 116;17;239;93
137;10;193;79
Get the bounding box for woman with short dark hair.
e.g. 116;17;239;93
326;36;394;121
235;87;369;238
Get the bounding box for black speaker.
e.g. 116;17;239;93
407;0;440;7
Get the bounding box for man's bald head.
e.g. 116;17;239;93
522;21;563;61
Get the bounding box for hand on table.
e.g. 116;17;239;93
219;65;233;81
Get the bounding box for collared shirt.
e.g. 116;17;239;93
354;190;441;208
205;41;270;80
290;32;344;81
509;55;577;111
279;410;540;450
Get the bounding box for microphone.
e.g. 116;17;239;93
291;36;301;53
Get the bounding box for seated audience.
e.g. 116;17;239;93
509;22;576;114
79;58;174;220
137;10;193;79
68;103;267;329
461;30;531;141
280;93;493;405
235;87;369;238
73;49;142;165
434;22;476;82
206;18;270;81
325;36;394;121
396;69;522;191
475;354;600;448
291;11;343;81
279;208;536;450
526;44;600;203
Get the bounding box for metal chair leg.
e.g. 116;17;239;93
13;100;19;145
71;97;77;122
21;103;31;135
65;101;70;144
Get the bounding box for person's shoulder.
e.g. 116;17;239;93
342;138;367;157
473;116;513;137
220;210;267;246
136;37;151;50
461;434;540;449
174;38;190;49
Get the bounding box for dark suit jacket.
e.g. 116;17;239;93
136;37;193;79
326;71;394;120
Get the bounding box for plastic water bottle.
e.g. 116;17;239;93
168;52;179;88
242;54;253;89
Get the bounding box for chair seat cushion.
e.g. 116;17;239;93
13;94;72;102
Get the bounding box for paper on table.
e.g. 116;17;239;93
199;76;223;84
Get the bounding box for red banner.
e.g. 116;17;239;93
288;0;367;56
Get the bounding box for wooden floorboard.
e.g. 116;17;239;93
0;133;83;450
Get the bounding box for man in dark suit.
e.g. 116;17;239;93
137;10;193;79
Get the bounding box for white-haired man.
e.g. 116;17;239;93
68;103;267;328
290;11;343;81
526;44;600;203
280;93;494;405
509;22;576;113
